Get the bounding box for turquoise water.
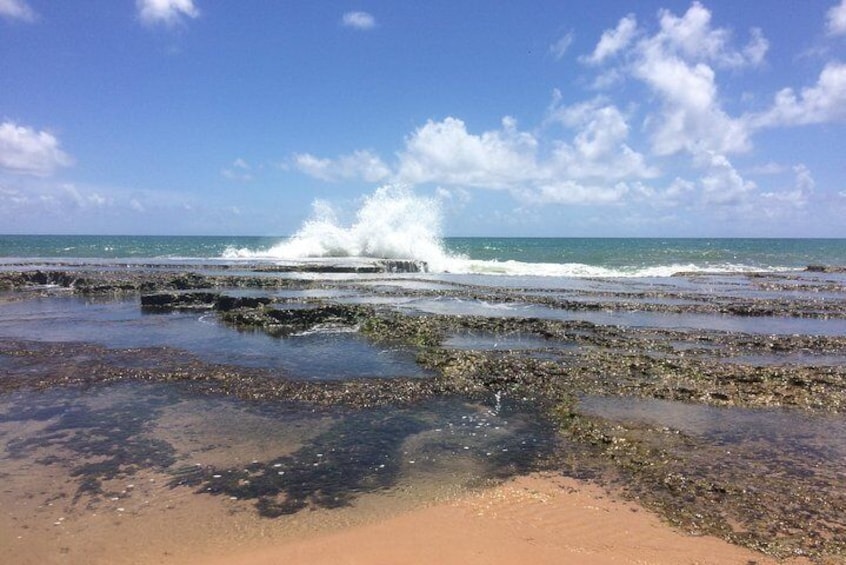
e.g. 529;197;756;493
1;235;844;274
0;234;279;260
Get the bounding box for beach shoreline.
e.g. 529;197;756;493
1;262;845;563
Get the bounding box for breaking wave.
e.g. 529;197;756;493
223;185;466;272
223;185;788;277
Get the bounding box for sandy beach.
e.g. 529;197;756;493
192;473;802;565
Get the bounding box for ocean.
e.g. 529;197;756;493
1;234;844;276
2;186;843;275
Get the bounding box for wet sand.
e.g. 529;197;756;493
194;473;804;565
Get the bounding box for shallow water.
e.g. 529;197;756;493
0;296;428;379
0;382;556;562
578;395;846;460
396;295;846;335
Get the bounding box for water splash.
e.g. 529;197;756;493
225;185;465;272
223;185;790;277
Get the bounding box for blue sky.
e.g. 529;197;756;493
1;0;845;237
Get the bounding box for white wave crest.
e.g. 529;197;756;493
224;185;466;272
223;185;787;277
449;260;772;278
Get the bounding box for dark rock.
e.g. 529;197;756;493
215;294;273;311
141;291;219;309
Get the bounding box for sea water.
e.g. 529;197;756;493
1;186;844;275
2;234;844;274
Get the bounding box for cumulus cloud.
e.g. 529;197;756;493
0;121;73;176
295;109;661;207
827;0;846;35
578;2;769;159
747;62;846;127
651;3;768;68
630;4;763;156
342;11;376;30
137;0;199;27
695;151;756;206
395;117;538;189
546;95;659;180
637;53;751;156
0;0;35;22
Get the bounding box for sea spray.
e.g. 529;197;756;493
224;185;466;272
222;187;804;276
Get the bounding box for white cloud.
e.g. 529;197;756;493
628;4;757;157
523;181;631;205
294;150;390;183
695;151;756;206
827;0;846;35
637;56;750;156
747;161;788;175
0;0;35;22
0;121;73;176
758;164;815;219
582;14;637;65
342;11;376;30
549;31;575;60
395;117;538;189
652;2;768;68
137;0;199;27
546;96;658;180
748;62;846;127
288;3;846;223
60;184;113;210
742;28;769;66
296;111;659;208
663;177;696;202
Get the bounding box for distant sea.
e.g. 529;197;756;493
1;235;844;278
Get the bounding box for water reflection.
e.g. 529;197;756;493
0;296;428;379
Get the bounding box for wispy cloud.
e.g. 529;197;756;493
581;14;637;65
137;0;200;27
294;150;390;183
221;158;254;182
0;0;36;22
0;121;73;176
342;11;376;31
549;31;574;60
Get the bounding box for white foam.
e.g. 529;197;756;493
224;185;466;272
223;185;787;278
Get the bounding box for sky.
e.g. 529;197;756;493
1;0;845;237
